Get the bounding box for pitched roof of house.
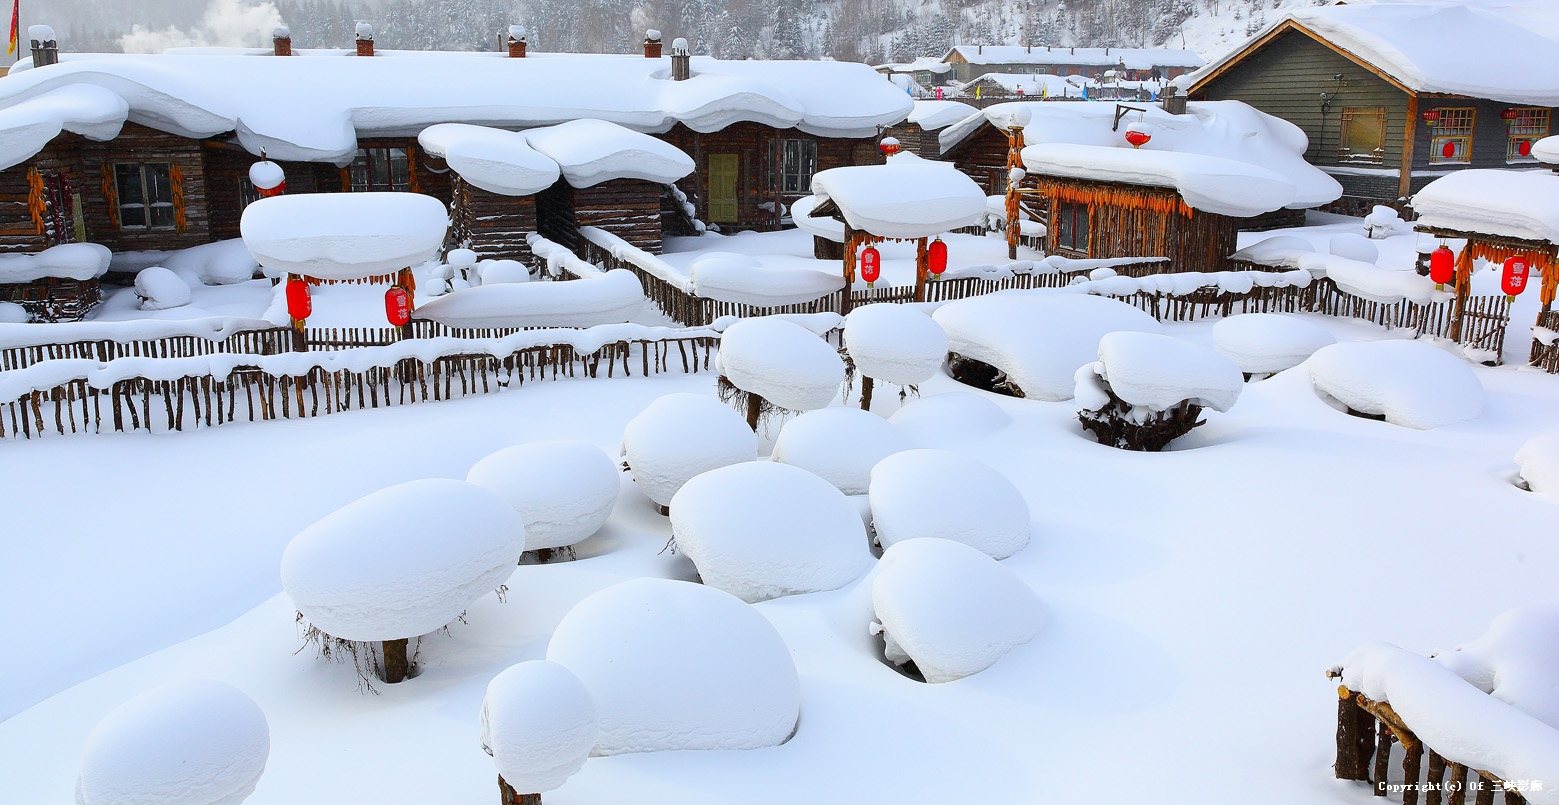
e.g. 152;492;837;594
945;46;1205;71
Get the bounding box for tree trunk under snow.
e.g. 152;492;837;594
498;775;542;804
859;376;874;412
1078;390;1205;452
381;638;411;684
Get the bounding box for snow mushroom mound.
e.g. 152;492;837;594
1212;313;1337;375
869;449;1030;559
621;393;757;508
280;479;527;642
545;578;800;755
872;538;1044;683
669;461;872;603
133;266;191;311
844;304;949;386
1306;340;1483;429
770;407;912;495
466;442;619;551
1515;430;1559;496
480;660;597;795
718;317;845;412
887;391;1012;449
76;680;269;805
1087;331;1244;413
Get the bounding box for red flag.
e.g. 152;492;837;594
8;0;18;57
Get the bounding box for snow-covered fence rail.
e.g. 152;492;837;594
0;318;292;372
1527;310;1559;373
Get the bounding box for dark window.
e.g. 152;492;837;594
1428;107;1475;164
772;138;817;193
1055;201;1089;254
114;163;176;229
1338;107;1387;163
990;169;1008;196
238;179;261;213
349;147;410;191
1506;108;1550;163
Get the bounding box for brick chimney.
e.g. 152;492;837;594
355;22;374;57
671;37;690;81
29;25;58;67
644;29;662;58
273;25;292;56
507;25;526;58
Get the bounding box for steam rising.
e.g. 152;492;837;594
120;0;284;54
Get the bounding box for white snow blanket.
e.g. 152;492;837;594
280;479;527;641
76;681;269;805
0;315;272;350
0;85;126;171
788;194;845;243
622;393;757;507
133;267;192;311
1229;235;1314;268
1306;340;1483;430
417;123;560;197
670;461;871;603
907;100;979;132
717;317;844;412
770;407;912;495
1435;604;1559;731
844;304;948;386
1212;313;1336;374
870;449;1031;559
1337;643;1559;805
934;292;1162;400
1329;233;1379;264
0;302;26;323
1089;331;1244;413
476;259;531;285
524;119;694;188
872;538;1044;683
687;252;843;306
240;193;448;280
1297;252;1442;306
1535;135;1559;166
807;152;986;239
480;661;597;795
546;578;801;755
1411;169;1559;245
1020;142;1294;218
1516;430;1559;497
413;270;644;329
887;391;1013;449
0;243;111;283
946;44;1203;71
466;442;619;551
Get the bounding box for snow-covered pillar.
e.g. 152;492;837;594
1160;85;1186;115
355;22;374;57
273;25;292;56
507;25;526;58
29;26;58;67
644;29;662;59
671;37;690;81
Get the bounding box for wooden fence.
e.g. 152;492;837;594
1;327;292;372
1530;310;1559;373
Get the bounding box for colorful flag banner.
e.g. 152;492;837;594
8;0;19;57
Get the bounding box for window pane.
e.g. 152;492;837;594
1341;109;1385;157
148;202;175;229
119;204;147;228
370;149;390;188
1077;205;1090;251
115;164;144;205
389;148;409;191
1058;203;1074;248
145;163;173;203
802;141;816;180
349;149;370;192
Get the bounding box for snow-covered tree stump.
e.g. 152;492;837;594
843;304;947;412
1074;332;1244;453
716;317;843;430
1077;389;1207;452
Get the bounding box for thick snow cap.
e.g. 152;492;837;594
807;152;985;239
907;100;979;132
718;317;845;412
480;661;598;795
0;242;111;283
771;407;912;495
281;479;527;642
873;538;1044;683
1212;313;1336;374
76;681;269;805
1307;340;1483;430
670;461;872;602
417;123;560;196
788;194;845;243
1434;604;1559;730
622;393;757;507
1411;169;1559;245
887;391;1013;449
1021;142;1293;218
1093;331;1244;413
844;304;949;387
413;270;644;328
240;192;448;281
0;85;127;171
466;442;620;552
687;253;843;306
546;578;801;754
1515;430;1559;497
133;267;192;311
524;119;695;188
869;448;1031;559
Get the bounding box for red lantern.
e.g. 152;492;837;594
1501;256;1531;299
1422;108;1441;125
878;137;900;157
1441;140;1457;159
385;286;411;326
1500;107;1519;123
1519;139;1533;157
860;246;881;285
927;237;948;276
285;277;312;321
1124;129;1151;148
258;181;286;198
1429;245;1455;287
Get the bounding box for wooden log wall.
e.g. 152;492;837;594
944;123;1011;194
449;175;538;261
1033;177;1243;273
202;144;339;242
0;277;101;322
535;179;578;252
0;146;62;253
573;179;663;254
75;123;211;252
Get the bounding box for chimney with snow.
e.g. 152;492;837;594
355;22;374;57
644;29;662;58
273;25;292;56
507;25;526;58
671;37;690;80
1160;84;1186;115
29;25;58;67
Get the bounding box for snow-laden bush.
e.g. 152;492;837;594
1075;332;1244;451
1329;232;1380;264
869;448;1030;559
1212;313;1336;375
770;407;912;495
76;681;269;805
717;317;844;423
134;266;192;311
1364;206;1409;239
281;479;526;681
871;538;1044;683
477;259;530;285
466;442;619;553
546;578;800;754
843;304;948;406
887;391;1012;449
621;393;757;510
669;461;871;602
480;660;597;797
1516;430;1559;495
0;300;28;322
1433;604;1559;729
1307;340;1483;429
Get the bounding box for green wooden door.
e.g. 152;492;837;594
708;154;738;223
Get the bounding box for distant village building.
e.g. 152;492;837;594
1183;3;1559;216
873;58;952;88
942;46;1205;84
884;101;979;160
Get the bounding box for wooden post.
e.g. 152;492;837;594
1449;764;1469;805
1475;774;1495;805
1335;688;1375;781
1374;724;1393;797
499;776;541;805
1400;95;1419;204
1425;752;1447;805
1449;246;1474;343
1006;125;1026;261
382;637;410;683
1403;740;1424;805
842;225;859;314
859;376;874;411
914;237;928;303
397;267;416;341
745;391;762;431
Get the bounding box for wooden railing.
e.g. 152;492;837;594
1531;310;1559;373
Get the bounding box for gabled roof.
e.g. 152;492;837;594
944;46;1204;71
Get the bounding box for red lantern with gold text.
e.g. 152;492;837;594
1124;128;1151;148
1501;256;1530;301
285;277;311;321
860;246;881;286
927;237;948;277
385;285;411;326
878;137;900;157
1429;245;1455;288
1422;108;1441;126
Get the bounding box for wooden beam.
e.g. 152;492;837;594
914;236;928;303
1400;94;1419;201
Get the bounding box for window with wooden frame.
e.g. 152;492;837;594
348;146;410;192
770;139;817;194
113;162;177;229
1054;200;1090;255
1338;107;1387;163
989;169;1008;196
1505;107;1550;163
1428;107;1475;164
238;179;261;213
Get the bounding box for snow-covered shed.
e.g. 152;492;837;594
884;101;980;161
873;58;952;87
0;242;110;321
941;45;1205;84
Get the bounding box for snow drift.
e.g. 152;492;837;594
771;407;912;495
870;449;1031;559
480;660;597;795
717;317;844;412
1307;340;1483;429
622;393;757;508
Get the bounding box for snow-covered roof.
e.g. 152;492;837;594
523;119;694;188
1186;3;1559;106
1411;169;1559;245
906;100;978;132
417;124;559;196
946;46;1205;71
0;243;111;283
0;85;127;171
1022;142;1293;218
0;50;912;166
807;152;986;239
1534;135;1559;166
876;58;952;74
964;73;1089;96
